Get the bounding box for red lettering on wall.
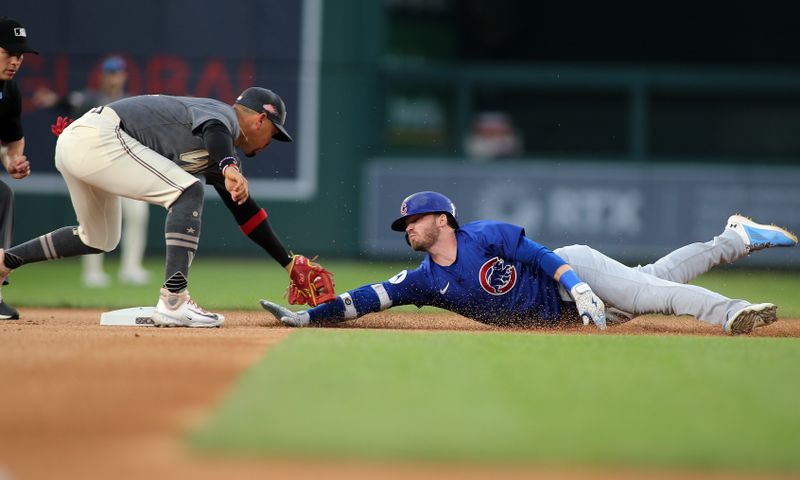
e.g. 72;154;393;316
86;54;143;95
194;59;235;103
19;54;55;112
53;56;70;97
21;54;260;113
237;60;256;93
146;55;189;95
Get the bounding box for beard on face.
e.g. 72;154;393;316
409;223;439;251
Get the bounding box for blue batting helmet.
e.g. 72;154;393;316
390;191;459;231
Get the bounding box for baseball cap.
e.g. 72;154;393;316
235;87;293;142
102;55;126;73
0;17;38;54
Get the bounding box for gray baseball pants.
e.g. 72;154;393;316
554;228;750;326
0;179;14;249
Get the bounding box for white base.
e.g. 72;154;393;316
100;306;156;326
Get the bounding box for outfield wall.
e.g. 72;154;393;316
8;1;800;267
362;160;800;268
12;158;800;268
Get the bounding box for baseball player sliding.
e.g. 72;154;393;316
0;87;333;327
262;191;797;335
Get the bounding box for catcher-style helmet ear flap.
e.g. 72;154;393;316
391;191;458;231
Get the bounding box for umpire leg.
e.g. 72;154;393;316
0;179;17;319
0;179;14;249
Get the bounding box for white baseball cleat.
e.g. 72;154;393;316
152;288;224;328
727;215;798;253
724;303;777;335
260;299;309;327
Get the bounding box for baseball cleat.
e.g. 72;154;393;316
724;303;777;335
0;301;19;320
0;250;17;320
727;214;798;253
152;288;224;328
605;306;634;325
260;299;309;327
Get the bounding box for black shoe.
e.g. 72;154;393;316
0;301;19;320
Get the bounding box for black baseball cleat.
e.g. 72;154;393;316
0;300;19;320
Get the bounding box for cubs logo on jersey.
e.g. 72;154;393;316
479;257;517;295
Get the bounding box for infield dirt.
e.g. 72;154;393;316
0;309;797;480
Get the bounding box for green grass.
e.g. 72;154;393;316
4;257;414;310
189;330;800;470
9;257;799;469
6;257;800;316
691;270;800;316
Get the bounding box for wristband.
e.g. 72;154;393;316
559;270;582;291
219;156;239;174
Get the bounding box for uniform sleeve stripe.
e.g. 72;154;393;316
371;284;392;310
166;239;199;250
339;292;358;319
165;232;200;243
240;208;268;235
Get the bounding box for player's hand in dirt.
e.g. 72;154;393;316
570;282;607;330
260;300;311;327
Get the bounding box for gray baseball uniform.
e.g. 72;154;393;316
107;95;239;173
2;87;297;326
554;228;748;326
54;95;239;251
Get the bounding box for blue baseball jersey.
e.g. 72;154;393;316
315;220;569;327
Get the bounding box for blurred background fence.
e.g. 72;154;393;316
8;0;800;267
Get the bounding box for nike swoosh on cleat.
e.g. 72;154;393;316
439;282;450;295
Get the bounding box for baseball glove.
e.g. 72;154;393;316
286;254;335;307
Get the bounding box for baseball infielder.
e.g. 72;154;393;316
34;55;152;287
0;87;323;327
262;191;797;334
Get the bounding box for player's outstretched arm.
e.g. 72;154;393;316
209;182;293;266
261;269;425;327
261;282;389;327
